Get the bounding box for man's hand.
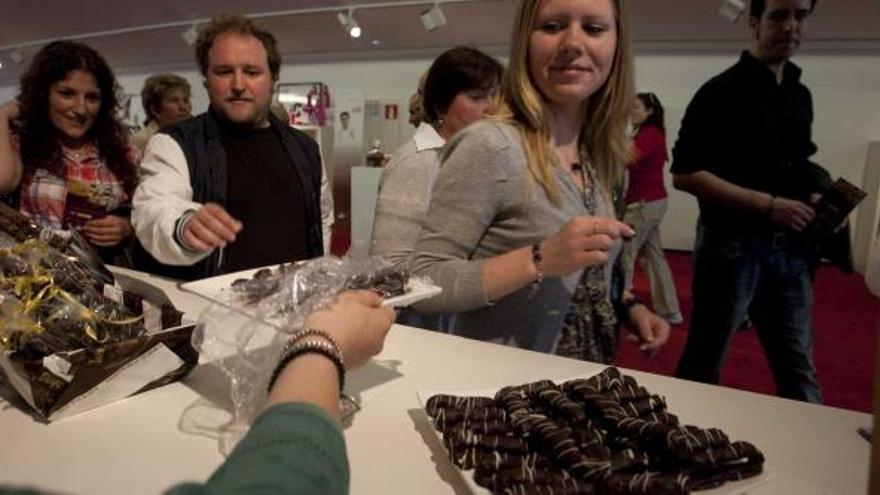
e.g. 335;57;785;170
624;304;670;357
82;215;131;247
810;192;848;233
181;203;243;252
769;197;815;232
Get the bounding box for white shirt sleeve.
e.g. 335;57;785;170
132;133;211;266
318;144;335;254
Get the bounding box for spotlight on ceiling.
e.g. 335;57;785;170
337;9;362;38
9;47;25;64
182;24;199;46
420;3;447;32
718;0;746;22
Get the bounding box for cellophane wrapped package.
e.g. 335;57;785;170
192;255;405;454
0;204;197;421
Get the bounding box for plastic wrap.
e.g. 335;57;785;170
191;255;408;454
0;238;144;357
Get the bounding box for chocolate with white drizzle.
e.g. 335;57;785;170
425;367;764;494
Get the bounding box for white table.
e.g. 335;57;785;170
0;268;871;494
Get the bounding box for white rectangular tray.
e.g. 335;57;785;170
416;386;776;495
179;264;441;309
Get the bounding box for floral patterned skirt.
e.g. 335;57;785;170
555;268;618;364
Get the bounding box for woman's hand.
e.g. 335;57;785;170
542;216;635;277
0;101;20;123
623;304;670;357
0;101;23;194
305;291;395;369
82;215;132;247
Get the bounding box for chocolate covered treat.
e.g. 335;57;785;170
345;267;408;298
425;367;764;494
229;263;410;305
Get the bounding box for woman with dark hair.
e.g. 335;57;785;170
370;46;503;331
0;40;139;262
621;92;683;324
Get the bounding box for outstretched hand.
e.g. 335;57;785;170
181;202;243;252
542;216;635;278
306;291;395;369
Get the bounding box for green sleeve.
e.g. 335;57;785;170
166;402;349;495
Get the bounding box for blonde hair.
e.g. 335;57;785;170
496;0;634;204
140;73;191;125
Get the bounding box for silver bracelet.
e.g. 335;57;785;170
287;326;343;360
268;339;346;392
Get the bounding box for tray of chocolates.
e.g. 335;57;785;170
419;367;770;495
179;261;441;312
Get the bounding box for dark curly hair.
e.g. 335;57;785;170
16;40;138;196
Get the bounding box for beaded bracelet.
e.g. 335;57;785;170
529;243;544;298
286;326;342;353
267;340;346;393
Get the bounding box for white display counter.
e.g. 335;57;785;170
0;267;871;494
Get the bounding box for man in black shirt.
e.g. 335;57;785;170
132;14;332;280
671;0;826;402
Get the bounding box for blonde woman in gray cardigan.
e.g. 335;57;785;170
411;0;670;361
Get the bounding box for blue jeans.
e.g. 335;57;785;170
675;223;822;403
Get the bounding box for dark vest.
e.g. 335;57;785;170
132;111;324;281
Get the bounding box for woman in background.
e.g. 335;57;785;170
371;46;503;331
0;40;139;263
621;92;683;324
411;0;669;362
130;73;192;153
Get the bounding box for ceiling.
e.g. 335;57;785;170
2;0;879;85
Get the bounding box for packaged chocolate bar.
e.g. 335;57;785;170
802;178;866;240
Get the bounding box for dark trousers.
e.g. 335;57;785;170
675;223;822;403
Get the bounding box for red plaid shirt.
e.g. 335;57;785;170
19;142;139;230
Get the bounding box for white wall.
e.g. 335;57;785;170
113;58;441;126
4;52;879;264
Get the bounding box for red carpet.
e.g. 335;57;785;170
616;251;879;412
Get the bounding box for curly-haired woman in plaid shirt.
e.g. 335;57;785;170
0;40;139;263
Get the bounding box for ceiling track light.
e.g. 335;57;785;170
1;1;486;55
718;0;746;22
420;2;447;32
337;9;362;39
181;23;199;46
